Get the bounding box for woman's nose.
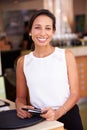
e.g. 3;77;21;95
40;29;46;36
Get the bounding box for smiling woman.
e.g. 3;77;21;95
15;9;83;130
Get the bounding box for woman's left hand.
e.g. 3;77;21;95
40;107;61;121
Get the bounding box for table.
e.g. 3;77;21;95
0;98;64;130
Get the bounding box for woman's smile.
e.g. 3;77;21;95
37;37;47;43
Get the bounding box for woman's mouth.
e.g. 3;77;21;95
37;38;47;43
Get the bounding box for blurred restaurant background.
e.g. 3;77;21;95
0;0;87;129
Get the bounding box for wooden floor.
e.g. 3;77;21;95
78;98;87;130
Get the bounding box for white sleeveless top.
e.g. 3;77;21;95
24;47;70;109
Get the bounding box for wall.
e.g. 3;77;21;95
0;0;43;49
73;0;85;15
0;0;43;11
85;0;87;32
73;0;87;32
0;0;87;48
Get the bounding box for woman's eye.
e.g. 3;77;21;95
34;26;52;30
35;26;40;29
46;27;51;30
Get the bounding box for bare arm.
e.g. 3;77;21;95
15;56;33;118
15;56;27;105
58;49;80;113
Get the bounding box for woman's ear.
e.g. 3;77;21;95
29;33;31;36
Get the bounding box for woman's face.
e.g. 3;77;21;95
30;15;55;47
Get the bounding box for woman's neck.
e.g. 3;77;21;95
33;46;55;58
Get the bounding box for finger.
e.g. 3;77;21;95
17;112;25;119
27;106;34;109
17;109;29;118
27;113;33;118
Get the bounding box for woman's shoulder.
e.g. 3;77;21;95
18;51;32;62
65;49;76;65
17;56;24;68
65;48;75;58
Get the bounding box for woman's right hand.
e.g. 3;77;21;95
16;103;34;119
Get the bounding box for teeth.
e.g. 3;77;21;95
38;38;46;42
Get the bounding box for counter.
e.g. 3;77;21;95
67;46;87;56
67;46;87;97
0;98;64;130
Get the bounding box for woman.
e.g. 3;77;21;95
15;9;83;130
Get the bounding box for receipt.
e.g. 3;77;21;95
0;106;10;112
